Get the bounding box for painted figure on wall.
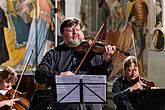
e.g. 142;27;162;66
128;0;149;76
105;0;134;78
103;0;149;78
10;0;31;48
97;0;110;40
0;0;31;67
21;0;53;67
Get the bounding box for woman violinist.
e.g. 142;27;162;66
0;65;31;110
0;66;19;109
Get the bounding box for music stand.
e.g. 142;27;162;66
55;75;107;104
138;89;165;110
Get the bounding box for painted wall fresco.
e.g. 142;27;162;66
0;0;65;70
94;0;150;78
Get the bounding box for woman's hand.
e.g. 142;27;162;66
0;99;18;107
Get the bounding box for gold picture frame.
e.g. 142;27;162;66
153;28;164;51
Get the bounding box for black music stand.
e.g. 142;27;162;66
138;89;165;110
55;75;107;104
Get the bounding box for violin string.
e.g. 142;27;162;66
12;50;34;99
74;23;105;74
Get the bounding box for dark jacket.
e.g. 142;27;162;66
35;42;114;110
112;75;141;110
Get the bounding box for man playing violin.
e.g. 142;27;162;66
0;66;18;109
112;56;158;110
35;17;116;110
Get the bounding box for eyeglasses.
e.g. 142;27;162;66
63;25;81;33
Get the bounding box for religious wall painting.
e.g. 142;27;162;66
127;0;149;77
105;0;131;78
0;0;65;68
0;0;27;66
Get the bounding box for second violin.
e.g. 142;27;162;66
0;66;30;110
129;76;156;92
0;89;30;110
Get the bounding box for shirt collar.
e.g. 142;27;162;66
0;87;12;95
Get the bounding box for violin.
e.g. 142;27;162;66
0;89;30;110
129;77;157;92
140;77;156;89
75;39;131;56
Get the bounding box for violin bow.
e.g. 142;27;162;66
12;50;34;99
74;23;105;74
131;32;141;74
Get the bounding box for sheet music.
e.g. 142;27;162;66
55;75;107;103
56;76;80;102
56;84;80;102
82;75;106;83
